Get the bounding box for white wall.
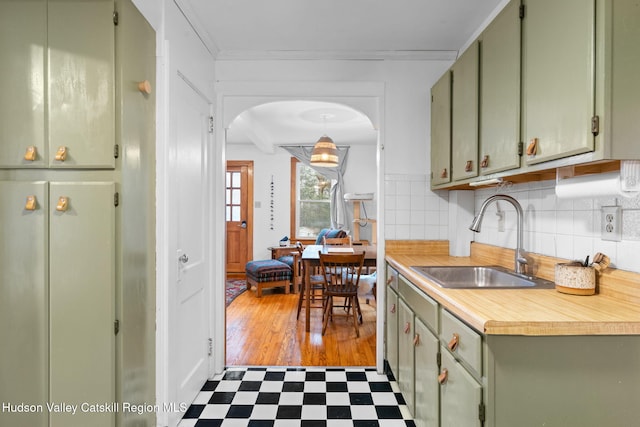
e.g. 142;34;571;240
227;143;377;260
216;59;454;242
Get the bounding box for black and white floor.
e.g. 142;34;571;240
178;366;415;426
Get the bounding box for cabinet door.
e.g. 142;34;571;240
451;42;479;181
609;0;640;159
49;182;115;427
479;0;521;175
48;0;115;169
414;317;439;427
431;71;452;186
0;181;48;427
440;349;483;427
0;1;46;168
397;299;415;414
386;286;399;379
522;0;595;164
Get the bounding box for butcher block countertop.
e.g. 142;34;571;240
385;241;640;336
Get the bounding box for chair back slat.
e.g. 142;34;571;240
319;252;365;295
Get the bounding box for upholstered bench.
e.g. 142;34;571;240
245;259;292;298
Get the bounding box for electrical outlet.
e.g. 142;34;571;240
601;206;622;241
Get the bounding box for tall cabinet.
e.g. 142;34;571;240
0;1;156;426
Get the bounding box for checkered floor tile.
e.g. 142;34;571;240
178;367;415;426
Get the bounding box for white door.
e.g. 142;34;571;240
172;74;211;417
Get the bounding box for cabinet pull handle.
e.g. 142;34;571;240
464;160;473;172
480;155;489;168
25;195;37;211
390;303;396;314
526;138;538;156
440;168;448;179
404;322;411;334
55;146;68;161
56;196;69;212
138;80;152;94
24;146;37;161
386;276;393;285
413;334;420;346
438;368;448;385
448;333;460;351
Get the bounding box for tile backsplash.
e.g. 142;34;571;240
384;175;640;273
384;174;449;240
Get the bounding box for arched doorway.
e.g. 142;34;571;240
217;95;383;369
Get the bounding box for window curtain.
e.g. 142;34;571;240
283;145;350;231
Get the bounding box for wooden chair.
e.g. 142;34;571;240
296;243;326;319
319;251;365;337
323;235;352;246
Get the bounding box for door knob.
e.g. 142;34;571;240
179;253;189;264
240;220;247;229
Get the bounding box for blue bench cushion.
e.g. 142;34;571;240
246;259;291;282
315;228;347;244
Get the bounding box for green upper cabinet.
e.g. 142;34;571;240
48;0;115;169
430;71;452;186
607;0;640;159
522;0;595;165
479;0;522;175
0;0;115;169
0;0;46;168
451;42;479;181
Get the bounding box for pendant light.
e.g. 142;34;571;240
310;135;338;167
310;114;339;167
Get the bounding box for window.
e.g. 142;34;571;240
290;158;332;239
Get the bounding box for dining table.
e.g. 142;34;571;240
300;244;377;332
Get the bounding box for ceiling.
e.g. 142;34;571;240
176;0;506;150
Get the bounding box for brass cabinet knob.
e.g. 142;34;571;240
527;138;538;156
438;368;449;385
25;195;37;211
465;160;473;172
24;146;37;161
403;322;411;334
138;80;152;94
440;168;448;179
56;196;69;212
55;146;68;161
448;333;460;351
413;334;420;346
480;155;489;168
390;303;396;314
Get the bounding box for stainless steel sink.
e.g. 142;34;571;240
410;265;555;289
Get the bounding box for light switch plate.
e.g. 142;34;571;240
601;206;622;241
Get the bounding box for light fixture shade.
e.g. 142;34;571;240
310;135;339;167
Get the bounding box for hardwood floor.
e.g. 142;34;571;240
225;286;377;366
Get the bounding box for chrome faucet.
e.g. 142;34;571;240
469;194;528;275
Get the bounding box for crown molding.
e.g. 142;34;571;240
214;49;458;61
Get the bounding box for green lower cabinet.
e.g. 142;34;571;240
397;299;415;414
0;181;115;427
440;349;483;427
386;286;399;379
0;181;49;427
414;317;440;426
486;335;640;427
49;182;115;427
